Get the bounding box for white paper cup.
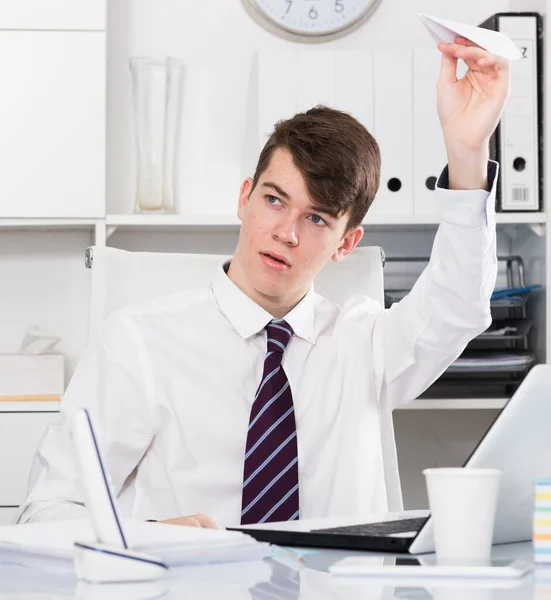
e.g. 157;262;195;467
424;467;502;565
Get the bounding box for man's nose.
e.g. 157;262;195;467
273;214;299;246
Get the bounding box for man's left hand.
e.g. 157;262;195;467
436;36;510;157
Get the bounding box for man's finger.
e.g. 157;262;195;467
443;43;509;71
477;55;510;71
160;513;218;528
437;43;458;84
446;43;487;61
454;35;483;49
193;513;218;529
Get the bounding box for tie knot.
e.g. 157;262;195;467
266;319;293;354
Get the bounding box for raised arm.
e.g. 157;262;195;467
374;37;510;410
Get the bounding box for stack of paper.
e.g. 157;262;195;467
534;479;551;564
535;567;551;600
447;352;533;372
0;518;270;570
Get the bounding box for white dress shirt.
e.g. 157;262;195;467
17;163;498;527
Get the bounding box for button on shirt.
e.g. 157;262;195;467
17;163;499;527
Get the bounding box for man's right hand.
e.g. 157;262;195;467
159;513;218;529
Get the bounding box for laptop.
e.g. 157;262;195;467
228;363;551;554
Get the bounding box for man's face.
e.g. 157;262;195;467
232;147;363;307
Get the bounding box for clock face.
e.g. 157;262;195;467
245;0;382;40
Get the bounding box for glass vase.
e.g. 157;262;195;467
129;57;183;214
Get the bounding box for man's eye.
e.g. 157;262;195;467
267;195;281;205
310;214;327;226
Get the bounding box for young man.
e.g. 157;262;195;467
17;38;508;529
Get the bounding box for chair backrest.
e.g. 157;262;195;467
85;245;403;511
86;246;386;336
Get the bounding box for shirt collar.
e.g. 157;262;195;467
211;260;316;344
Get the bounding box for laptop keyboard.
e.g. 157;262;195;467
313;516;429;537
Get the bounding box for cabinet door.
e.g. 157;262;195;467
0;412;59;506
0;1;105;31
0;31;105;218
0;507;17;526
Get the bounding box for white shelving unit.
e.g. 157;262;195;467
1;0;547;514
0;402;60;413
0;0;107;521
0;219;98;230
0;212;545;231
400;398;509;411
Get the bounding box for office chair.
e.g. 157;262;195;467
84;245;403;511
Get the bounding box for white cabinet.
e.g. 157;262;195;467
0;411;59;507
0;31;106;218
0;507;17;526
0;0;105;31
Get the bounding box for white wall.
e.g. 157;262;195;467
509;0;544;10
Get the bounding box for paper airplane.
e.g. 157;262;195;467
419;13;523;61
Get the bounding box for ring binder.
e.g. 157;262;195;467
480;12;543;212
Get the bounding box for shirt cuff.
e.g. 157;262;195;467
435;160;499;228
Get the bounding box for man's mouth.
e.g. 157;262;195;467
261;252;290;267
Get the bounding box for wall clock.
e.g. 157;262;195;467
243;0;383;42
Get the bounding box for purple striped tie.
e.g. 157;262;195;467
240;319;300;525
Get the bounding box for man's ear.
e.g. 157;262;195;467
332;225;364;262
237;177;254;221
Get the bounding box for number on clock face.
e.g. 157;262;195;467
248;0;380;38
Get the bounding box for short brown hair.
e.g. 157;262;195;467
252;105;381;230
